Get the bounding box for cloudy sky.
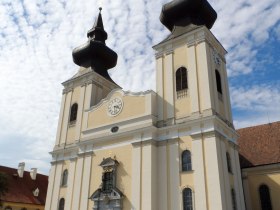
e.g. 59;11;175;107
0;0;279;174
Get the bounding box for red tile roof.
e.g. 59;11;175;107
0;165;48;205
237;121;280;168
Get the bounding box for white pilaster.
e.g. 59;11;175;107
192;137;207;209
80;153;92;210
169;141;180;210
45;165;56;210
72;157;84;210
196;42;212;111
65;158;76;210
157;144;168;210
55;93;66;146
82;83;93;131
61;91;73;145
187;44;199;114
164;52;175;121
242;172;252;210
156;56;164;122
220;140;232;210
50;162;63;210
233;148;246;210
204;136;225;210
75;85;86;141
131;142;141;210
142;143;152;210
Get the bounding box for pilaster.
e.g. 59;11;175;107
156;56;164;122
164;50;175;122
192;136;207;209
72;156;84;210
75;85;86;141
65;158;77;210
187;42;199;114
50;162;63;210
60;90;73;145
55;93;66;146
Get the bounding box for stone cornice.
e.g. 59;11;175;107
154;26;227;59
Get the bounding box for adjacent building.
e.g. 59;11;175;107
0;163;48;210
238;121;280;210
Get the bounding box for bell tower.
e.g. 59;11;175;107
154;0;233;128
153;0;245;209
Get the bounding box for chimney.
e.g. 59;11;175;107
30;168;37;180
18;162;25;178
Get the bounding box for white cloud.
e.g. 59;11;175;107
0;0;279;174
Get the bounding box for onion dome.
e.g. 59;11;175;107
160;0;217;31
72;8;117;82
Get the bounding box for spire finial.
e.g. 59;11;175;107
99;7;102;12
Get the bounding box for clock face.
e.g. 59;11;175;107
107;97;123;116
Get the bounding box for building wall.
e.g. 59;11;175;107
242;164;280;210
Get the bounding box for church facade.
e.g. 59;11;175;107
45;0;246;209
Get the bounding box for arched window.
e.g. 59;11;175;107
176;67;188;91
259;184;272;210
183;188;193;210
70;103;78;122
231;188;237;210
61;170;68;187
182;150;192;171
58;198;65;210
215;70;222;94
226;152;232;173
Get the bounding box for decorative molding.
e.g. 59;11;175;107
86;88;156;112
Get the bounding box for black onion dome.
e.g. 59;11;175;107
72;8;117;82
160;0;217;31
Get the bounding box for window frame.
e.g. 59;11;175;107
176;67;188;95
61;169;68;187
226;152;232;173
58;198;65;210
182;150;192;172
259;184;272;210
215;69;223;95
183;188;193;210
69;103;78;123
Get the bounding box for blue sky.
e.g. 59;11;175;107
0;0;279;174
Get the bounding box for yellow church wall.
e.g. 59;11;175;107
175;97;191;119
173;45;188;71
89;144;133;210
245;170;280;210
87;93;146;128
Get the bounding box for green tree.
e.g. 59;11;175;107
0;172;8;207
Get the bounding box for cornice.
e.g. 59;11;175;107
154;26;227;59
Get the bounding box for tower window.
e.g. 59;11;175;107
215;70;222;94
182;150;192;171
176;67;188;91
61;170;68;187
183;188;193;210
102;171;113;193
58;198;65;210
226;152;232;173
231;188;237;210
259;184;272;210
69;103;78;123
